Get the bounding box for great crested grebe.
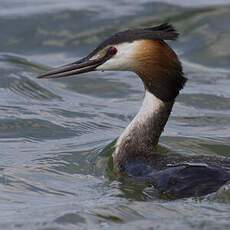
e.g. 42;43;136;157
38;24;230;198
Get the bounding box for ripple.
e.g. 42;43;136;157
55;212;86;224
0;118;76;140
0;174;75;196
0;53;61;100
178;94;230;110
173;115;230;127
0;53;49;71
9;74;61;100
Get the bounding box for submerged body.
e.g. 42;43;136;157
38;24;230;198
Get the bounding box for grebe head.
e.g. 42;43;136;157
38;23;186;101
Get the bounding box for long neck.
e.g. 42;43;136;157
113;90;174;171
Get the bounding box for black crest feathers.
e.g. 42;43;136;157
88;23;179;58
143;23;179;40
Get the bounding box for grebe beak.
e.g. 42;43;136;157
37;49;114;79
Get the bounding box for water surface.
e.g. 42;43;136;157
0;0;230;229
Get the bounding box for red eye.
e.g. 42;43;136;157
108;47;117;55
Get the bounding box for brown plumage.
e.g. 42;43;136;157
133;40;186;101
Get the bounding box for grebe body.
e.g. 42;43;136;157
38;24;230;198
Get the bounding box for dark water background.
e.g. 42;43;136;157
0;0;230;229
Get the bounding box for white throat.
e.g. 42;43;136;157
113;90;173;169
